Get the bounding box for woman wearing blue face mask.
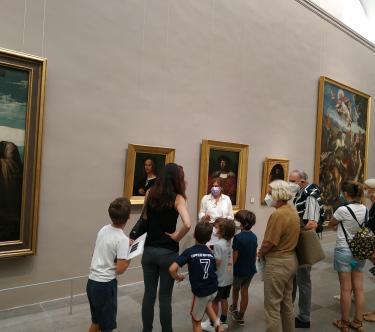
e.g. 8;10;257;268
199;178;234;227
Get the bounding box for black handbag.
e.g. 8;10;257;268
130;200;148;240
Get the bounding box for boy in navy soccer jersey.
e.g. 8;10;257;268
169;221;224;332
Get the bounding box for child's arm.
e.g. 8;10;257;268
116;259;131;275
232;250;238;265
169;262;185;282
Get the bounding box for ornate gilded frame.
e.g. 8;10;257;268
0;48;47;259
198;139;249;212
124;144;175;205
260;158;289;204
314;76;371;208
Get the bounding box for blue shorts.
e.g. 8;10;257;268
334;247;366;273
86;278;117;332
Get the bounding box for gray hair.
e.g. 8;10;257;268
290;169;308;181
269;180;293;201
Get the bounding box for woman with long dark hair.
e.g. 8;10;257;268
141;163;191;332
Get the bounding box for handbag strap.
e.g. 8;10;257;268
140;195;149;220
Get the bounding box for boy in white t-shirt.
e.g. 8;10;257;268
202;218;236;331
87;197;132;332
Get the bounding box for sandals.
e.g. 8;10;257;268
363;311;375;322
349;318;364;331
333;319;350;331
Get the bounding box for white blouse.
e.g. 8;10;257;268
198;193;234;223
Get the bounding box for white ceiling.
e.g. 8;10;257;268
311;0;375;43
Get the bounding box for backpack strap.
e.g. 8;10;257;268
339;221;351;245
339;205;363;247
345;205;367;228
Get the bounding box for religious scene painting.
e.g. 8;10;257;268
0;48;46;258
198;140;248;212
124;144;175;205
315;76;371;209
261;158;289;204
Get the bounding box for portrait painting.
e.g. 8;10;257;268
314;76;371;209
0;48;47;258
198;140;249;211
261;158;289;204
124;144;175;205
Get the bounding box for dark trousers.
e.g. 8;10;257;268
141;246;178;332
292;265;312;323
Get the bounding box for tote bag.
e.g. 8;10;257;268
295;230;325;266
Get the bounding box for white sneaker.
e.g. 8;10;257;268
201;320;215;332
221;322;228;329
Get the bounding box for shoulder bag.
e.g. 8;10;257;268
295;229;325;266
130;199;148;240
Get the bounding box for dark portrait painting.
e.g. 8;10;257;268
0;66;28;242
207;150;239;205
261;158;289;204
269;164;284;183
315;77;371;209
132;153;166;196
124;144;175;205
198;140;248;211
0;48;46;258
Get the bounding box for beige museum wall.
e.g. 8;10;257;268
0;0;374;309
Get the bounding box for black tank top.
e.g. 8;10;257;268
145;204;179;252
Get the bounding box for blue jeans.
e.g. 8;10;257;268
141;246;178;332
292;266;311;323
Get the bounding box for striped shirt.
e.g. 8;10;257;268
294;184;321;225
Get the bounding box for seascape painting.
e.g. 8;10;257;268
0;66;28;242
0;48;46;258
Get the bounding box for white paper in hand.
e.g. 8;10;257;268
127;233;147;260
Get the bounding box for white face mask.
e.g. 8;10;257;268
264;193;274;207
289;182;300;194
212;227;218;234
364;190;369;198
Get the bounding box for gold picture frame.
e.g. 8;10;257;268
0;48;47;259
198;139;249;212
314;76;371;209
124;144;175;205
261;158;289;204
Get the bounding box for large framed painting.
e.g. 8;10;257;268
198;139;249;212
315;76;371;209
124;144;175;205
0;48;47;259
261;158;289;204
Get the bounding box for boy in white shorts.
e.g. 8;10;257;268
169;221;224;332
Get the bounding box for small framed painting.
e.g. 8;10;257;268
124;144;175;205
261;158;289;204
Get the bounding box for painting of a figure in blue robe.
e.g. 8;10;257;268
0;65;28;242
317;77;370;209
